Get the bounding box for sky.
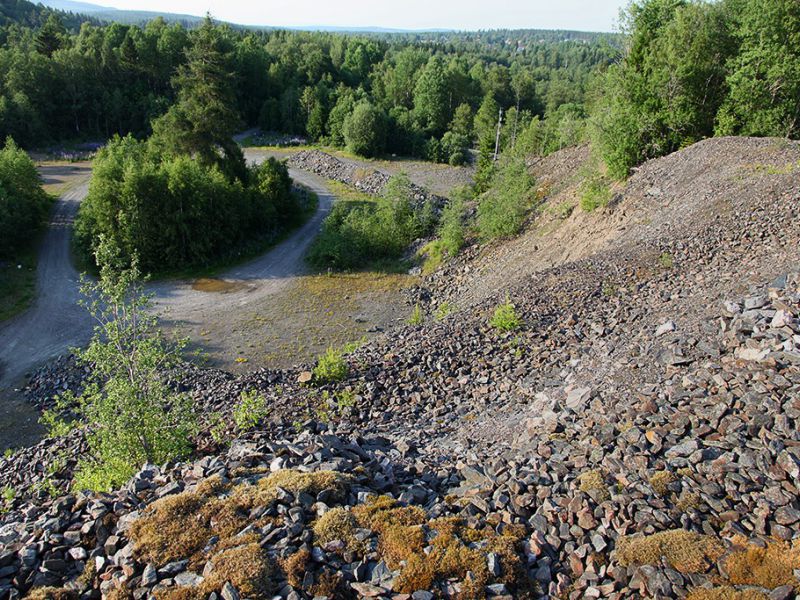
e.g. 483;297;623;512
93;0;626;32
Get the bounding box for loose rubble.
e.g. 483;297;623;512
2;137;800;599
287;150;447;208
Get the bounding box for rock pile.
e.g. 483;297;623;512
287;150;447;208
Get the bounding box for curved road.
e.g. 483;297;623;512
0;151;334;447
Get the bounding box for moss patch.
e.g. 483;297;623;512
130;470;350;596
725;538;800;590
686;587;768;600
312;507;360;551
578;469;610;501
649;470;679;496
344;496;530;599
616;529;725;574
26;589;78;600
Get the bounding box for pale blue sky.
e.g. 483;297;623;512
97;0;626;32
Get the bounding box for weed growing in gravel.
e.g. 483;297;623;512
435;302;454;320
232;389;269;432
313;346;348;384
659;252;675;268
490;296;522;332
407;303;425;325
0;486;15;513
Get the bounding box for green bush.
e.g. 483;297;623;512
490;296;522;332
307;174;431;270
75;135;299;273
313;346;348;384
579;172;612;212
233;389;270;432
0;137;50;258
477;157;534;240
438;189;468;256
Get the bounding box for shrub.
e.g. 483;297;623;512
0;137;50;258
579;171;612;212
63;242;197;492
477;157;534;240
232;389;269;432
313;346;348;384
490;296;522;332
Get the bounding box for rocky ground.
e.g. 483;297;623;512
1;137;799;600
287;151;451;207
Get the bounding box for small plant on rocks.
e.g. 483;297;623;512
407;303;425;325
490;296;522;332
659;251;675;268
313;346;348;384
232;389;269;432
435;302;454;320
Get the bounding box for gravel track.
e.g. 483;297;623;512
0;153;334;448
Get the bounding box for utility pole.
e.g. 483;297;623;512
493;107;503;161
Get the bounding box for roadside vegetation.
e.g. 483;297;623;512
0;137;51;320
307;173;434;271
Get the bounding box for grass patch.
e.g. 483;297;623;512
616;529;725;574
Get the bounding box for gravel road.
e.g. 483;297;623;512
0;152;334;448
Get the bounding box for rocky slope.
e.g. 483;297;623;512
1;137;799;600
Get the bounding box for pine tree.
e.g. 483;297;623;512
150;16;245;180
34;14;65;57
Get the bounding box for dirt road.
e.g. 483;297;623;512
0;153;334;448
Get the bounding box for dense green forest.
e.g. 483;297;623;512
75;20;303;273
592;0;800;178
0;0;619;164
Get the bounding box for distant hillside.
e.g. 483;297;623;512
36;0;205;26
0;0;97;28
